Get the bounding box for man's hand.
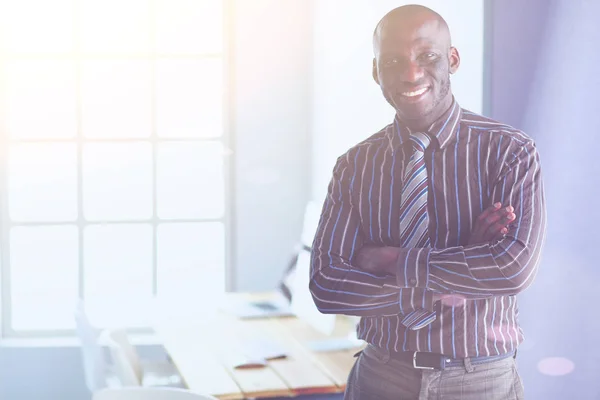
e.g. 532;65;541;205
354;203;515;275
432;204;515;304
433;292;466;306
468;202;515;245
354;245;398;275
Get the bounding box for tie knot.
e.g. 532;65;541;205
410;132;431;153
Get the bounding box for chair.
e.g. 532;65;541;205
92;387;218;400
103;329;183;388
74;300;119;392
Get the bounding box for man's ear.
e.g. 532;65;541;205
449;47;460;74
372;58;380;84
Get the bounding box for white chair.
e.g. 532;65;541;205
74;300;119;392
92;387;218;400
103;329;183;388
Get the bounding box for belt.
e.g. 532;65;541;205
365;345;516;370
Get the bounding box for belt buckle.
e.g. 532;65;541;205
412;351;435;370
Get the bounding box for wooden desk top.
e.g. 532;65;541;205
153;292;362;400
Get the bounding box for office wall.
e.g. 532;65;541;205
488;1;600;399
311;0;485;201
232;0;313;291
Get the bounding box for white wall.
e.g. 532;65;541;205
311;0;484;200
232;0;313;291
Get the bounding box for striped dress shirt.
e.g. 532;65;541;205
309;99;546;358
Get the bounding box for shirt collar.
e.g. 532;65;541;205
389;98;462;152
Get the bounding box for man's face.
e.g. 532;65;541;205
373;19;459;124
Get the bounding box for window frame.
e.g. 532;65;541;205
0;0;234;339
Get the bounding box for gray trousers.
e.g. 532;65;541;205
344;344;525;400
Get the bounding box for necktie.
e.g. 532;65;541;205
399;132;436;330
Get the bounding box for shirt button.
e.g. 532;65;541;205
409;277;417;286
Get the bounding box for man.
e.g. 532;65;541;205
309;5;546;400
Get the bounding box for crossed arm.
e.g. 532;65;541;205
309;140;546;317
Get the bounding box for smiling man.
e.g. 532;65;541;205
309;5;546;400
373;6;457;130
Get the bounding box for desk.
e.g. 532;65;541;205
153;292;362;400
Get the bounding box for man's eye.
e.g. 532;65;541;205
422;53;438;61
382;58;398;67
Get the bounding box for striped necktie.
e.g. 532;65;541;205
399;132;436;330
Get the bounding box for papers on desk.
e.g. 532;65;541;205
219;291;294;319
227;337;289;369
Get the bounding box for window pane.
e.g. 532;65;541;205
157;222;225;298
10;226;79;330
8;143;78;222
156;59;223;138
83;142;153;221
157;141;225;219
80;0;150;54
84;224;153;328
155;0;222;54
81;60;152;139
0;0;74;54
5;60;77;140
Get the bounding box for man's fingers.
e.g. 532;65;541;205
477;204;512;234
480;207;514;235
487;222;511;237
473;202;502;237
484;205;514;225
484;213;516;239
490;210;515;226
469;203;516;245
503;212;516;225
477;202;502;223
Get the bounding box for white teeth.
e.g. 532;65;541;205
402;87;428;97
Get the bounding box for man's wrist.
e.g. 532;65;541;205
385;247;402;275
395;247;431;289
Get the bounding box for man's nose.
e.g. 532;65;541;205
399;61;425;83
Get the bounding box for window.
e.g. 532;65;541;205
0;0;230;337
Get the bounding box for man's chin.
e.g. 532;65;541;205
394;103;433;122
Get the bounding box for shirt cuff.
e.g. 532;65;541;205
395;247;431;289
398;288;436;315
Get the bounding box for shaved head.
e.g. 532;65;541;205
373;5;451;57
370;5;459;129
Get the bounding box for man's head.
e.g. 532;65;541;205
372;5;460;129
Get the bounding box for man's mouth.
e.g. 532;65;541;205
400;86;429;98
